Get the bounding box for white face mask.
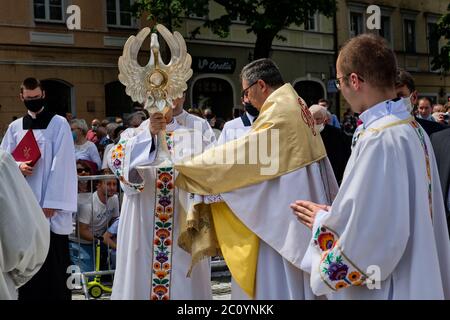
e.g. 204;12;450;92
314;123;325;133
403;94;414;113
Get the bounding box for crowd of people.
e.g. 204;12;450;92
1;33;450;301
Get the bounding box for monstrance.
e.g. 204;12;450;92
118;24;193;166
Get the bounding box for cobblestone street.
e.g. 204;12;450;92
72;277;231;300
72;261;231;300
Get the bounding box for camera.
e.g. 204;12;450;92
443;113;449;121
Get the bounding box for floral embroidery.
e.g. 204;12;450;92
298;97;316;136
314;226;336;251
320;249;366;291
410;120;433;219
110;139;144;192
314;225;367;291
151;167;174;300
166;132;174;152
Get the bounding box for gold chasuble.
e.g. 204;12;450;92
176;83;326;298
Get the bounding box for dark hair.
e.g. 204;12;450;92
113;125;126;139
187;108;204;118
76;160;94;175
338;33;397;90
318;98;329;104
240;58;284;88
418;97;432;106
21;77;43;93
395;68;416;92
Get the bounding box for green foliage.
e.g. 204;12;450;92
132;0;337;58
431;3;450;72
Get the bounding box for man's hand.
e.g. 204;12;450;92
19;161;33;176
436;113;446;125
43;208;57;218
290;200;330;230
149;112;166;136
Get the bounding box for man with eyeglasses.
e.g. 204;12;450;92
175;58;338;300
0;77;77;300
292;34;450;299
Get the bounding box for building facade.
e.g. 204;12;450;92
336;0;450;116
0;0;336;135
0;0;152;135
175;2;336;120
2;1;446;134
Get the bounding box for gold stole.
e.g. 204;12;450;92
176;84;327;298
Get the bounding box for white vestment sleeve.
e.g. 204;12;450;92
0;151;50;300
42;120;77;212
108;126;156;196
202;121;216;146
0;124;20;167
307;134;410;296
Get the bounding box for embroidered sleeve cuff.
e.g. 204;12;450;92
313;225;369;292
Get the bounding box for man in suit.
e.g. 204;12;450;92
431;127;450;236
309;104;351;185
395;69;446;136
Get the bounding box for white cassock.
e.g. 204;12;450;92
0;150;50;300
174;110;216;146
217;112;256;146
0;112;77;235
301;98;450;299
108;119;212;300
217;112;339;300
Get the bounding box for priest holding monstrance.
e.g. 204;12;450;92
107;25;212;300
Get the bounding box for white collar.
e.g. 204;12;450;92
246;112;256;123
174;109;187;120
139;118;179;134
359;98;409;129
166;118;178;132
27;107;44;119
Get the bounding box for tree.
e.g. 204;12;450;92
132;0;337;59
431;3;450;73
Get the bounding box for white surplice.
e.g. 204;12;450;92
0;114;77;235
301;98;450;299
0;150;50;300
108;120;212;300
216;114;339;300
216;112;256;146
174;110;216;146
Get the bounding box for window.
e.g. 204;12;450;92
428;22;439;57
304;12;317;31
404;19;416;53
107;0;135;27
350;12;363;38
379;16;391;43
105;81;134;117
34;0;64;22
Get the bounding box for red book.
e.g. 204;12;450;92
11;129;41;167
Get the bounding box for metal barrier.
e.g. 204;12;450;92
72;174;230;299
71;174;122;300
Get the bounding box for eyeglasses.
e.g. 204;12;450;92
241;80;259;97
334;73;365;90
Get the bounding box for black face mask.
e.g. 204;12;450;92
24;98;45;113
244;102;259;117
